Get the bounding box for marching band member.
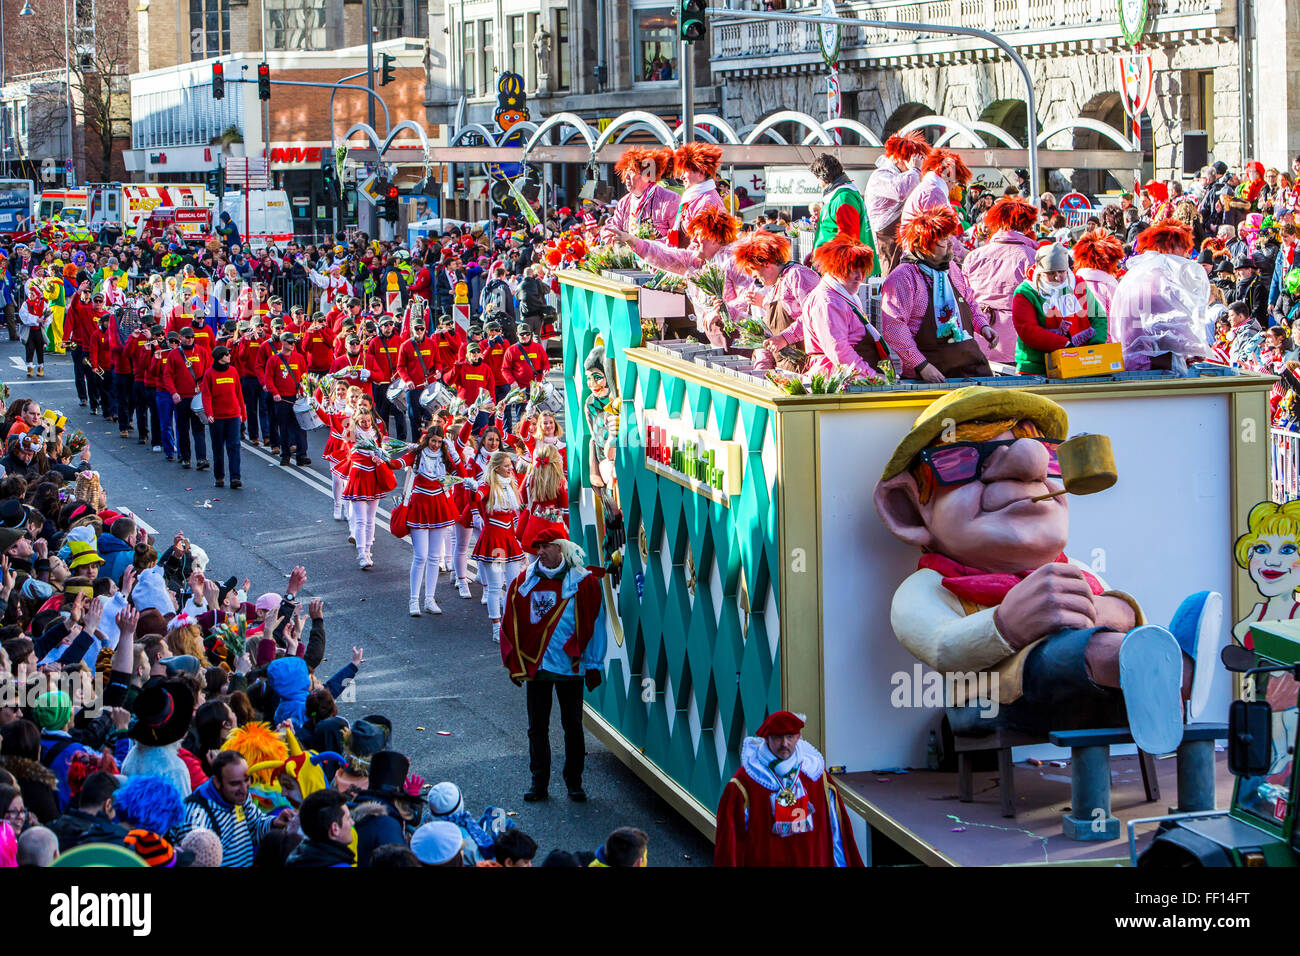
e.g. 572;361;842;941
342;406;396;570
469;450;526;643
454;425;503;601
517;449;568;554
608;146;680;239
394;424;465;617
315;380;358;521
512;408;566;469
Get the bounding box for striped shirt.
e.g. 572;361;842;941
176;781;277;867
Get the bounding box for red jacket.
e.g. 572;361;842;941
300;326;335;373
64;296;98;348
233;335;267;379
367;332;406;383
264;349;308;399
161;344;212;398
474;335;510;385
90;326;113;373
501;340;550;388
397;337;438;387
255;339;281;388
430;328;466;373
200;364;249;420
409;266;432;302
329;352;383;397
442;359;495;403
121;331;148;377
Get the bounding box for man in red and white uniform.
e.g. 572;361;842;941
368;313;408;441
398;317;438;439
714;710;863;867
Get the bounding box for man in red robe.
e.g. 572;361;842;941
714;710;864;867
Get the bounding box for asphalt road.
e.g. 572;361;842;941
3;342;712;867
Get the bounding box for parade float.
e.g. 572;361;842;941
559;267;1279;866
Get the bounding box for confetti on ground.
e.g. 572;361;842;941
436;731;451;736
951;827;966;832
415;726;425;731
1049;760;1067;768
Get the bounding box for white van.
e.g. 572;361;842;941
220;189;294;250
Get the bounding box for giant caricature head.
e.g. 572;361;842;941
1235;500;1300;599
873;387;1071;573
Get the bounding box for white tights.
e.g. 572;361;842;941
480;558;524;620
410;526;452;603
331;473;345;516
350;499;379;557
453;523;480;583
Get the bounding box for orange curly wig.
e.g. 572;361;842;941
1135;220;1194;256
1072;229;1125;275
615;145;673;181
686;205;739;246
733;231;792;275
812;234;875;280
221;721;288;786
884;131;931;163
984;196;1039;235
921;148;972;185
674;142;723;180
901;204;962;256
1201;236;1229;256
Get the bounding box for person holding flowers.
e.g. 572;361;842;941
732;230;818;372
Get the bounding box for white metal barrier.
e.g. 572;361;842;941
1271;428;1300;503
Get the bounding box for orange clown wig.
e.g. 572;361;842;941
615;146;674;182
1072;229;1125;275
920;148;973;185
686;205;740;246
884;131;931;164
733;230;792;276
812;234;875;280
1135;220;1194;256
674;142;723;180
984;196;1039;235
901;203;962;256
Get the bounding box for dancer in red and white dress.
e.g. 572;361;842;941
512;407;567;469
315;381;360;521
470;449;525;642
517;448;569;553
394;424;465;616
342;407;396;569
453;424;503;600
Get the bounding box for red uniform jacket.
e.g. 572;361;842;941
498;569;603;682
397;337;437;387
368;332;406;384
234;336;267;380
301;326;334;372
161;344;212;398
64;296;98;348
264;350;308;399
200;365;249;420
430;328;467;373
120;331;148;377
501;340;550;388
329;352;383;397
408;266;432;303
442;360;495;403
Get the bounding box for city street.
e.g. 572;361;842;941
2;342;712;866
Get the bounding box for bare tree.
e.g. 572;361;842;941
19;0;135;181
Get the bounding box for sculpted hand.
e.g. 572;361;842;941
994;563;1097;650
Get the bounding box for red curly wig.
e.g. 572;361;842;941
984;196;1038;235
615;145;673;181
1072;229;1125;275
674;142;723;180
921;148;972;185
1135;220;1194;256
901;204;962;256
733;231;792;276
1201;236;1228;256
686;205;739;246
884;131;931;164
812;234;875;280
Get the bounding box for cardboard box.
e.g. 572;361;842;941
1045;341;1125;379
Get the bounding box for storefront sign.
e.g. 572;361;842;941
763;167;823;206
269;146;324;169
643;408;743;505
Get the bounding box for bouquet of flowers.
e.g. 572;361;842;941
645;271;686;293
500;385;529;407
876;360;898;386
210;613;248;658
467;390;495;416
354;434;411;461
633;223;660;241
302;372;338;399
63;429;88;455
723;316;769;348
766;370;806;395
533;505;567;524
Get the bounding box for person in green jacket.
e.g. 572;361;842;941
1011;243;1109;375
811;153;878;277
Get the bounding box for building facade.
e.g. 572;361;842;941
710;0;1298;193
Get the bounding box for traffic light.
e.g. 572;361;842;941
321;154;337;197
383;183;399;223
380;53;396;87
257;62;270;101
205;164;224;196
211;62;225;100
679;0;706;42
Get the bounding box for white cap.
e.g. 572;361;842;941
427;781;464;817
410;821;465;865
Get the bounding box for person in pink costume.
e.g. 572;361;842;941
901;148;974;263
801;235;887;381
962;196;1040;365
865;131;931;274
606;145;680;239
732;230;821;372
665;143;725;248
611;206;753;347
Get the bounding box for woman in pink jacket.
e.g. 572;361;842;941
1071;228;1125;316
732;230;820;371
962;197;1040;364
802;235;888;381
607;146;680;239
666;143;725;248
901;149;974;263
612;206;753;347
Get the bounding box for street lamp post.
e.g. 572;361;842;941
18;0;74;186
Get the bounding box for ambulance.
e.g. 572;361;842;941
221;189;294;249
36;183;208;236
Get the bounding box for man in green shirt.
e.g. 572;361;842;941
811;153;877;276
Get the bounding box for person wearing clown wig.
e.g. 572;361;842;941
1071;228;1126;316
665;142;725;248
962;196;1039;365
801;235;888;381
901;147;975;263
880;204;995;382
606;146;679;239
732;230;819;373
865;132;931;274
